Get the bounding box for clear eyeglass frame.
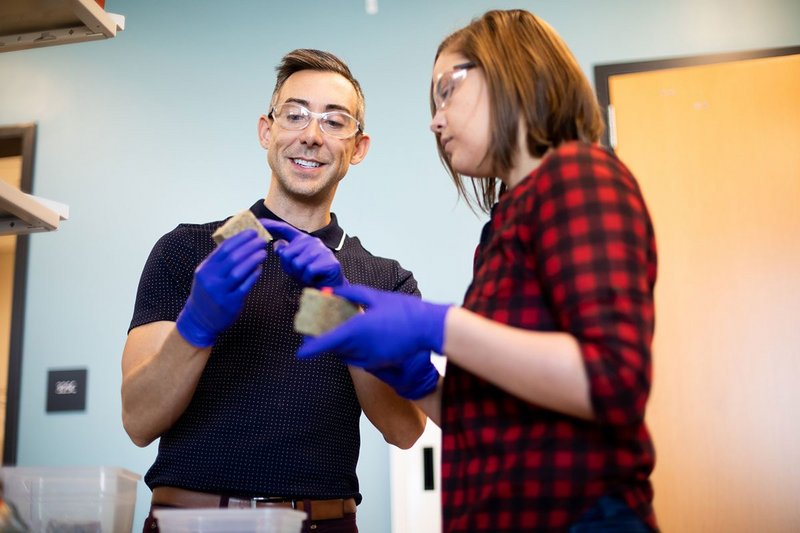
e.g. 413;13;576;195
433;62;478;110
269;103;362;139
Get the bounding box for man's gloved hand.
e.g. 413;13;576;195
368;351;441;400
260;218;348;288
176;229;267;348
296;284;451;367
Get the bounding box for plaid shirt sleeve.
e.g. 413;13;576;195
532;144;657;426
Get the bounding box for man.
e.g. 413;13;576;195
121;49;426;533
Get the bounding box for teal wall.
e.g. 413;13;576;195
1;1;798;531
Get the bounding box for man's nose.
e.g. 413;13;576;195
299;118;325;145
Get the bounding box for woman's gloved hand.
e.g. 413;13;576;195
176;229;267;348
261;218;348;288
297;283;451;367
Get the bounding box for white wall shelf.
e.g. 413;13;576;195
0;0;125;53
0;180;69;235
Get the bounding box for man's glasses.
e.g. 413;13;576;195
433;62;477;110
269;103;362;139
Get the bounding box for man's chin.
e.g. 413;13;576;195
286;185;335;206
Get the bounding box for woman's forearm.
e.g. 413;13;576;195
442;307;594;420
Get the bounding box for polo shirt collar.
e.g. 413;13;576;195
249;200;346;251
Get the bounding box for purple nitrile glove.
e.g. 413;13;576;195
175;229;267;348
260;218;348;288
296;284;451;367
368;350;441;400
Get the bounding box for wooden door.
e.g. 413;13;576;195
608;53;800;532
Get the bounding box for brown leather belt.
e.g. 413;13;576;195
152;486;356;521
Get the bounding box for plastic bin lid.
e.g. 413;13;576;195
153;508;307;533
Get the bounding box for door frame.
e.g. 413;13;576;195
594;46;800;148
0;123;36;465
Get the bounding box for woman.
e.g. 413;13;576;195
286;9;658;532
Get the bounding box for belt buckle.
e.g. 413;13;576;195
248;496;296;509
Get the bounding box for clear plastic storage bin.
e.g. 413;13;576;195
153;508;307;533
0;466;140;533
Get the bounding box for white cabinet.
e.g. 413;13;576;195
390;422;442;533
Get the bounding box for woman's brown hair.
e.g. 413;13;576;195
433;9;604;213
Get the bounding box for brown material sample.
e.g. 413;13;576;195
212;209;273;245
294;287;360;336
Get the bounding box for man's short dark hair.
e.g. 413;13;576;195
272;49;366;129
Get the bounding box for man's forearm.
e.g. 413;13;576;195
121;323;212;447
350;367;427;450
413;378;442;427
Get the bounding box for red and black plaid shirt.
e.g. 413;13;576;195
441;142;658;532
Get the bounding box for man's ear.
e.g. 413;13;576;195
349;133;371;165
257;115;271;150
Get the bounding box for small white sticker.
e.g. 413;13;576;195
55;380;78;394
